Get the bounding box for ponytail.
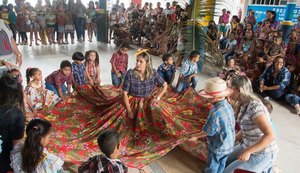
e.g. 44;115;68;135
22;118;52;172
25;68;39;84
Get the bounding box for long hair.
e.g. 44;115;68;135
85;50;100;67
133;51;153;80
22;118;52;173
230;75;260;104
0;76;25;112
25;68;40;84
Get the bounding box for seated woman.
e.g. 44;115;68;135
258;56;291;100
236;30;255;70
225;76;278;173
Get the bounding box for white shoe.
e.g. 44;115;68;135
264;96;270;100
294;104;300;115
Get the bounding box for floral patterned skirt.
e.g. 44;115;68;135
39;84;210;171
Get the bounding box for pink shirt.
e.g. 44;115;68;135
110;51;128;74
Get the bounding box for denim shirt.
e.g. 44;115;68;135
259;65;291;90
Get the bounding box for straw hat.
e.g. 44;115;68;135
199;77;233;98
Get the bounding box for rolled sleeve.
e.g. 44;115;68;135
203;112;219;136
278;69;291;90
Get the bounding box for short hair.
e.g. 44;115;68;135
119;43;128;49
189;51;200;59
97;130;120;158
162;53;172;62
72;52;85;61
257;21;262;25
60;60;72;69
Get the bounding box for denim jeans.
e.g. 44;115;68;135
254;81;286;100
45;81;67;96
111;72;125;87
75;17;86;40
224;144;277;173
285;94;300;106
176;75;198;93
205;150;229;173
157;70;173;85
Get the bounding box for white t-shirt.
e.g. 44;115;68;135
226;39;237;51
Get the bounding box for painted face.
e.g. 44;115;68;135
135;56;147;72
62;67;71;76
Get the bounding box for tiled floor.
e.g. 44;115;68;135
17;41;300;173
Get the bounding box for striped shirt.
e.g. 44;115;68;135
237;100;279;154
203;99;235;155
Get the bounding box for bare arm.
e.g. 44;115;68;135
11;39;22;67
238;114;275;161
235;130;243;143
122;90;133;119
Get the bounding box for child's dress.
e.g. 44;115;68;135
10;142;64;173
25;81;60;110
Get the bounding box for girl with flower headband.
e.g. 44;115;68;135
25;68;60;111
10;118;65;173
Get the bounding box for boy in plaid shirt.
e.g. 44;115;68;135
78;130;127;173
190;77;235;173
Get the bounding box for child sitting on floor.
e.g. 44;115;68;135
78;130;128;173
85;50;101;85
10;118;64;172
176;51;200;93
25;68;60;110
71;52;87;86
45;60;73;100
190;77;235;173
157;53;176;85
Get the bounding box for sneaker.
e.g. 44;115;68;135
263;96;270;100
294;104;300;115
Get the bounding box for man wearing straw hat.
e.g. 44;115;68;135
190;77;235;173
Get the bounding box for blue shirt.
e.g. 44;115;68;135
203;99;235;155
259;65;291;90
180;60;198;78
71;62;87;85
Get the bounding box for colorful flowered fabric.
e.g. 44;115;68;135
39;84;210;171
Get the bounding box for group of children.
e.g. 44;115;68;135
0;0;98;46
9;117;126;172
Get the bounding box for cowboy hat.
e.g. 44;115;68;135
199;77;233;98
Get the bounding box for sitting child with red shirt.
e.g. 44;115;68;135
45;60;73;100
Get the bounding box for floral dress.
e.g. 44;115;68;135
25;81;60;110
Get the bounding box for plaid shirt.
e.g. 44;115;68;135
157;63;176;74
122;69;165;97
45;70;72;89
180;60;198;78
78;154;128;173
203;99;235;155
110;51;128;74
259;65;291;90
72;62;87;85
238;100;279;154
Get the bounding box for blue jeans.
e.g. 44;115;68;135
285;94;300;106
158;70;173;85
111;72;125;87
224;144;277;173
176;76;198;93
205;150;229;173
75;17;86;40
45;81;67;96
